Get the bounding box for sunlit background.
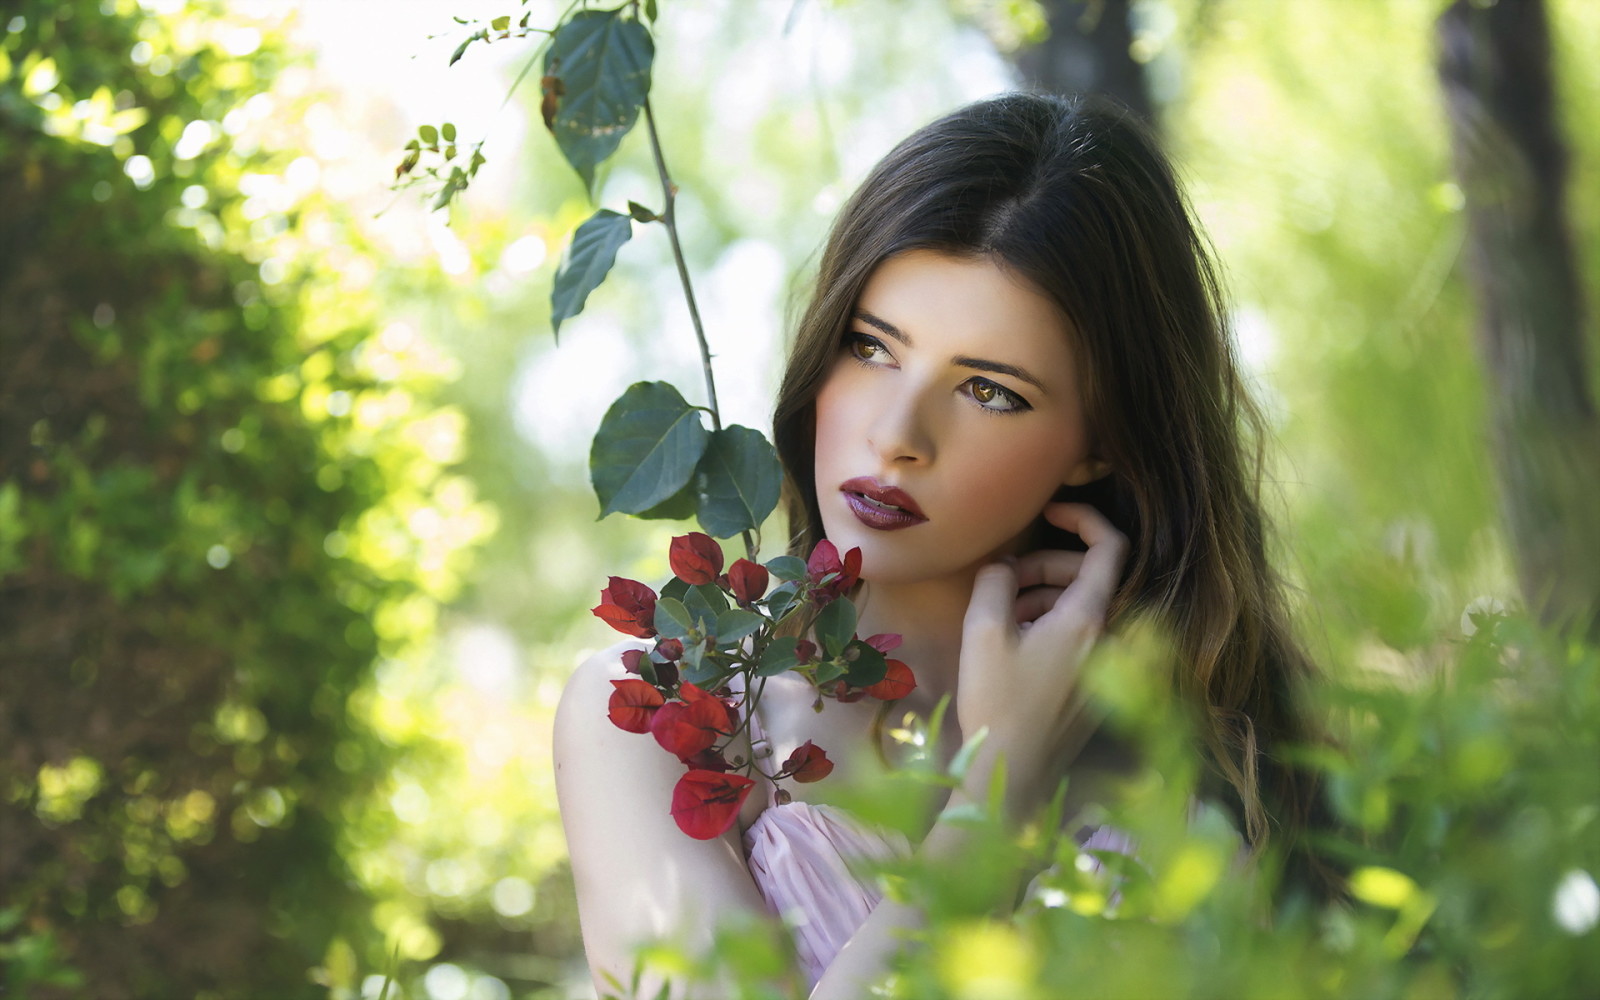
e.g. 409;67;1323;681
4;0;1598;997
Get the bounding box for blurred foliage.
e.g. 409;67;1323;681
2;0;1597;998
0;1;491;996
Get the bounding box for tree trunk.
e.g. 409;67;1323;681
1011;0;1152;122
1437;0;1600;635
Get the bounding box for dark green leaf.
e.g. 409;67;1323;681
682;641;721;686
627;200;658;223
757;638;799;677
542;9;654;193
634;481;698;521
590;381;709;517
763;580;800;620
813;659;846;686
644;0;658;23
843;641;887;688
715;609;764;645
654;597;693;640
695;426;783;538
814;598;856;657
764;555;808;582
551;208;632;337
682;583;728;632
660;577;689;603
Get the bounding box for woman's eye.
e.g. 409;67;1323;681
967;378;1029;414
845;333;890;364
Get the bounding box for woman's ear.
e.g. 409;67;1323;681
1064;457;1112;487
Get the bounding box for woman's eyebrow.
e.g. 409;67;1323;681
853;309;909;344
853;308;1049;393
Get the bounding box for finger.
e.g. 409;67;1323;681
1039;504;1128;621
1014;585;1066;624
963;560;1020;642
1012;549;1085;590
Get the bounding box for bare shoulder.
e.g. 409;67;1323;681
552;641;769;996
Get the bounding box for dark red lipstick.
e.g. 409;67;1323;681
840;477;927;531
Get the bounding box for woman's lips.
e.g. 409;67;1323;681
839;477;927;531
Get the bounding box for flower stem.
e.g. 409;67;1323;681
641;97;757;559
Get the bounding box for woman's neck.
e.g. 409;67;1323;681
849;569;979;707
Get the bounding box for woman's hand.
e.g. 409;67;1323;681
953;502;1129;820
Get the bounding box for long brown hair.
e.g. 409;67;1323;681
772;93;1328;876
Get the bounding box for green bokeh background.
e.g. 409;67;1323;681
2;1;1596;998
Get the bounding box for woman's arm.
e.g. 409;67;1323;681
553;645;771;998
813;503;1127;998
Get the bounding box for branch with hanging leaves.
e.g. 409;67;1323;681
399;0;779;556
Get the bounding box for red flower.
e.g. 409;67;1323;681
669;532;724;586
865;658;916;701
831;681;867;704
620;649;647;674
670;769;755;840
781;740;834;783
592;577;657;638
726;558;769;605
651;684;732;760
795;639;818;664
806;539;862;603
655;638;684;661
864;633;903;654
607;679;665;733
682;747;730;772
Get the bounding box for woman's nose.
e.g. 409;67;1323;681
866;384;937;466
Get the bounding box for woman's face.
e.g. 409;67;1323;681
813;249;1104;587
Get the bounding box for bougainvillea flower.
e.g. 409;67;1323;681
831;681;867;704
782;741;834;783
682;747;730;772
620;648;647;674
655;637;684;661
607;679;665;733
726;558;769;605
650;696;730;760
864;633;903;654
669;532;724;586
592;577;658;638
865;658;916;701
670;769;755;840
679;681;741;733
806;539;862;602
794;639;818;664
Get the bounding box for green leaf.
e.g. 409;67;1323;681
654;597;693;640
757;638;799;677
542;9;654;194
715;609;764;645
590;381;710;517
644;0;658;23
627;200;659;223
419;124;438;145
682;583;729;632
764;555;808;582
843;640;887;688
660;577;689;602
491;14;510;31
814;598;856;657
634;482;697;521
694;426;783;538
441;122;456;142
763;580;800;619
813;659;846;686
551;208;632;337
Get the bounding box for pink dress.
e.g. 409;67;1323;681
740;711;1135;988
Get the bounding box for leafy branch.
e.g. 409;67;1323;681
403;1;778;557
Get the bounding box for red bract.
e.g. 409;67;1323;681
806;539;862;602
655;638;684;661
864;633;903;654
795;639;818;664
865;659;916;701
620;649;647;674
592;577;657;638
669;532;724;586
782;740;834;783
831;681;867;704
680;681;740;733
607;679;665;733
726;558;769;605
671;769;755;840
651;692;731;760
682;747;730;772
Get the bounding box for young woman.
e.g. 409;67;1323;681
555;91;1327;998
